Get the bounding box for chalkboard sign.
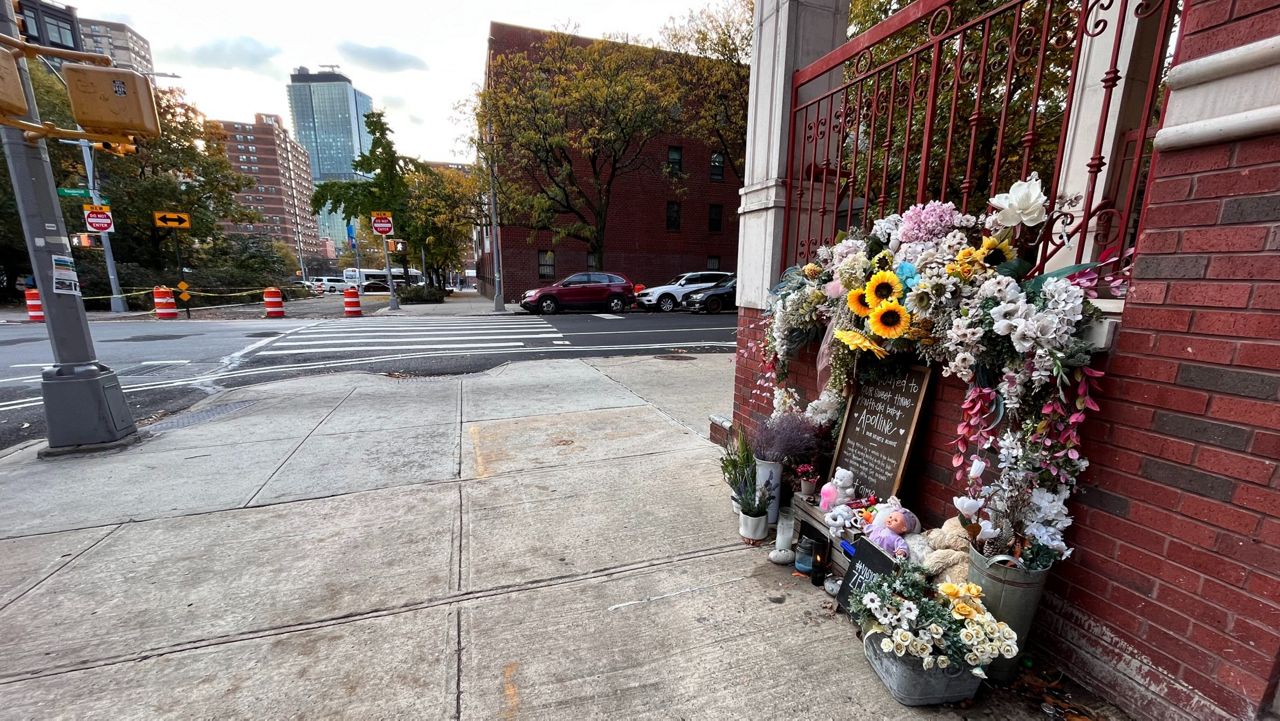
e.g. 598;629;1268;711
836;536;898;611
830;365;931;501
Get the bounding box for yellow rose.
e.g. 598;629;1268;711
938;582;961;599
952;601;978;620
963;583;984;599
802;263;822;279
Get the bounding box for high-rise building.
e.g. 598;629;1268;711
286;66;374;249
78;18;153;74
213;114;327;273
18;1;82;67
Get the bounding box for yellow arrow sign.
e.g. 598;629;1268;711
177;280;189;291
178;291;192;302
153;211;191;229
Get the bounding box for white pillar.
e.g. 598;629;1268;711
737;0;851;310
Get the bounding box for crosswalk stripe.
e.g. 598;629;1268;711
257;341;526;356
295;328;553;338
294;325;544;335
275;333;562;346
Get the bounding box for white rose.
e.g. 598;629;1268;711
880;637;894;653
922;655;935;670
936;655;950;669
1000;642;1018;659
989;173;1048;227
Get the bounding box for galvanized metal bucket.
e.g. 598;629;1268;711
863;632;981;706
968;546;1049;683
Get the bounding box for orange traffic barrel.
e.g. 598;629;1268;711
263;287;285;318
343;286;362;317
153;286;178;320
24;288;43;322
313;281;325;296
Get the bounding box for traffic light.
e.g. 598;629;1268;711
62;64;161;138
0;46;27;118
91;141;136;156
387;239;406;253
12;2;23;37
76;233;102;248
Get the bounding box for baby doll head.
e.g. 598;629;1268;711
883;508;919;536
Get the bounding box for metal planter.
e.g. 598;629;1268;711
863;633;981;706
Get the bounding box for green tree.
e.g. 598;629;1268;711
660;0;753;183
476;31;682;270
403;165;485;288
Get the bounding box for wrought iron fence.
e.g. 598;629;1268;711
783;0;1180;294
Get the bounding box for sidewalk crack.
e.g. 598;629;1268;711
0;524;122;615
240;386;358;507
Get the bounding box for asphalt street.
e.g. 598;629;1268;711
0;308;737;449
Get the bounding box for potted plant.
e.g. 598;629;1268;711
720;432;755;514
849;563;1018;706
752;413;819;523
736;471;772;542
794;463;821;497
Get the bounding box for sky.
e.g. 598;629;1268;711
67;0;706;163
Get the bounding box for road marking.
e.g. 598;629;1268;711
562;327;736;336
273;334;562;346
140;360;191;365
10;363;51;368
0;340;737;413
257;341;526;356
591;314;624;319
293;327;546;338
552;341;570;345
0;375;41;384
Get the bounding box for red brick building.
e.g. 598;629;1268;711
730;1;1280;719
212;114;327;273
475;23;742;302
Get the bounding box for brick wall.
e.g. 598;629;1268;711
729;139;1280;721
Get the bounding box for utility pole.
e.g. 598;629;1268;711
0;5;136;449
381;235;399;311
485;43;505;312
80;141;126;313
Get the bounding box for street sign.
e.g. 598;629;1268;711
370;211;393;236
83;204;114;233
387;238;407;253
153;211;191;229
177;280;189;291
58;187;92;198
178;291;192;302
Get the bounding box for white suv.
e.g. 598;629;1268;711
635;272;732;312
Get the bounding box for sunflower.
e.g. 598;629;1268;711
847;288;874;317
863;270;904;309
955;246;988;266
871;249;895;272
834;328;889;359
980;236;1014;266
869;299;912;339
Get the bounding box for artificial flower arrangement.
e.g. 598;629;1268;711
849;562;1018;679
762;174;1104;571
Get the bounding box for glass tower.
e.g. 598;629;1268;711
287;67;374;252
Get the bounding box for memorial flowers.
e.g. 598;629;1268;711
761;173;1105;570
850;563;1018;678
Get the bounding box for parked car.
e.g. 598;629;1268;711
313;276;346;293
635;271;732;312
361;280;391;293
684;276;737;314
520;272;635;314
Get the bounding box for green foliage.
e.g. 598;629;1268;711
720;431;756;491
476;31;683;269
397;284;446;304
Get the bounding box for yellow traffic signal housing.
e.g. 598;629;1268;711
387;239;406;253
62;64;160;138
0;50;28;118
91;141;136;156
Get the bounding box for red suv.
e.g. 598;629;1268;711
520;272;635;314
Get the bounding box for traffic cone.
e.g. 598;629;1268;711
263;287;285;318
153;286;178;320
343;286;362;317
24;288;43;322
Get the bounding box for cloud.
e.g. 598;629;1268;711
159;37;281;75
382;96;409;110
408;115;426;125
336;43;427;73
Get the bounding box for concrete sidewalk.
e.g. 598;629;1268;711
0;354;980;718
377;288;517;317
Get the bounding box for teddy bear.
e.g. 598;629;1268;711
820;467;860;511
921;516;972;584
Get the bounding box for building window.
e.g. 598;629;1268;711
707;256;721;271
710;152;725;182
709;204;724;233
667;146;683;175
538;251;555;280
666;201;681;231
45;18;76;47
21;10;38;38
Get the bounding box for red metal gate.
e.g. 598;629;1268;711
782;0;1180;292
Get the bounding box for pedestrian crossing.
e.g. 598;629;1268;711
254;316;565;356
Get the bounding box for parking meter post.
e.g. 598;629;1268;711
0;3;136;448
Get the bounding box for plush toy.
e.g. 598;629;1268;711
819;467;858;511
921;516;972;584
863;502;919;558
823;505;857;539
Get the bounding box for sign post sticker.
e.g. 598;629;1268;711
370;211;393;236
51;254;80;296
83;204;113;233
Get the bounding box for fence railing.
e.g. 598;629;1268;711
782;0;1180;294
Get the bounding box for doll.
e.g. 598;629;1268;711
863;504;919;558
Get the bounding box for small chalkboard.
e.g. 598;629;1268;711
829;365;931;501
836;536;898;611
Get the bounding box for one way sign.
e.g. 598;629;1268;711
153;211;191;229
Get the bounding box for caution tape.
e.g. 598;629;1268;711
80;289;154;301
